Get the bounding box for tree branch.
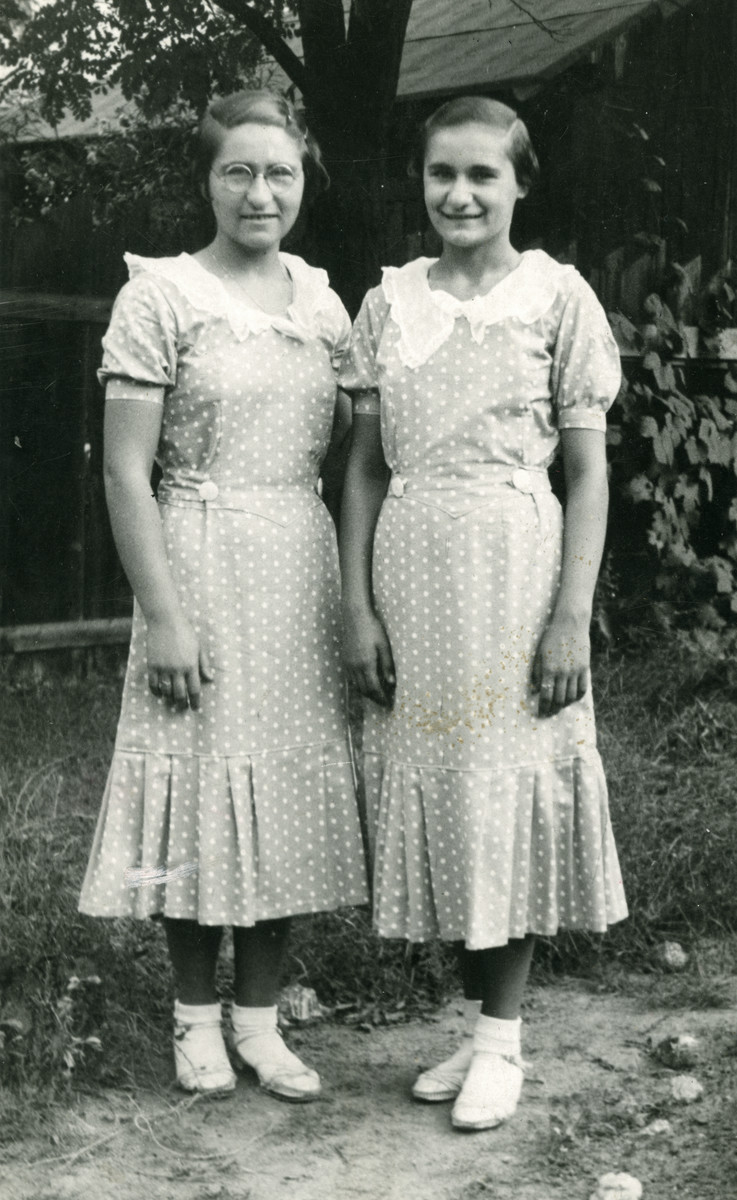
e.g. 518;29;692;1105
213;0;308;92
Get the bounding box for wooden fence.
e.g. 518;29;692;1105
0;290;132;639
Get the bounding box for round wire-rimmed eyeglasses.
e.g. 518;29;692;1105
211;163;303;195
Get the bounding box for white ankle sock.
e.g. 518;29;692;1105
230;1002;319;1097
473;1014;522;1057
231;1003;278;1035
172;1000;235;1094
174;1000;222;1025
462;998;482;1034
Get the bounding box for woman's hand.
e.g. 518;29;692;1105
532;615;590;718
147;614;214;710
343;606;395;707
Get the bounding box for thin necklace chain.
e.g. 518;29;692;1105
209;249;292;314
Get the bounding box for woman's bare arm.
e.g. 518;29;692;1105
104;398;212;709
338;408;394;705
532;427;608;717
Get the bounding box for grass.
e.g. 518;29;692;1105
593;633;737;951
530;631;737;986
1;635;736;1132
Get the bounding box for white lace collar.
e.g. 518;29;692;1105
381;249;571;369
124;251;334;344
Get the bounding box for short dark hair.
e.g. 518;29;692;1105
419;96;539;193
194;89;329;201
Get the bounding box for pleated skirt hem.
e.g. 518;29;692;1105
79;740;369;925
363;751;628;951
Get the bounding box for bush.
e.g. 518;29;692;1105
7;111;209;251
605;305;737;635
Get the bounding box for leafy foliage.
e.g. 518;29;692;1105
8;105;206;247
0;2;414;309
698;260;737;337
0;0;288;123
605;301;737;634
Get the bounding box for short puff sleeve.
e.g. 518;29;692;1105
98;274;178;403
320;287;352;372
550;273;621;431
338;287;389;414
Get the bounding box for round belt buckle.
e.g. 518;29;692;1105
390;476;405;498
511;468;535;494
198;480;219;501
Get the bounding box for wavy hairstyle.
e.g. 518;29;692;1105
194;89;330;201
417;96;539;193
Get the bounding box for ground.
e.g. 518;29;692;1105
3;976;736;1200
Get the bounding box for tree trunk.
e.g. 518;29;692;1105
217;0;415;310
296;0;414;312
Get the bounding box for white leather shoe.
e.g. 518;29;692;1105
173;1002;236;1096
412;1039;473;1102
451;1051;524;1130
232;1026;321;1102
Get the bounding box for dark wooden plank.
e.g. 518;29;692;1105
0;291;112;323
0;617;132;653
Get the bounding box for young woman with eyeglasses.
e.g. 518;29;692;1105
79;90;368;1101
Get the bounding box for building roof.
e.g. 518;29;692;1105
0;86;138;142
1;0;685;142
398;0;682;98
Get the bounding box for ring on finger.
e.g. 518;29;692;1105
159;679;173;694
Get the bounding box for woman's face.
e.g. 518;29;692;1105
423;123;526;251
208;122;305;252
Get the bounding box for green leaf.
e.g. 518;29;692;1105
653;426;675;465
698;465;714;502
684;437;702;465
709;557;734;593
627;475;654;503
653;362;677;393
673;478;700;514
640;415;660;439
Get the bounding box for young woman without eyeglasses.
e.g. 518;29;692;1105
338;96;628;1132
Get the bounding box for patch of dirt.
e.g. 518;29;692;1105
3;978;737;1200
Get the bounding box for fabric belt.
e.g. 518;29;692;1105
385;465;556;540
157;478;323;512
387;465;551;500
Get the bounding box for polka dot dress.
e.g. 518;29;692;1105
79;252;369;925
339;250;628;950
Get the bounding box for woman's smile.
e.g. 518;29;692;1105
424;123;527;251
